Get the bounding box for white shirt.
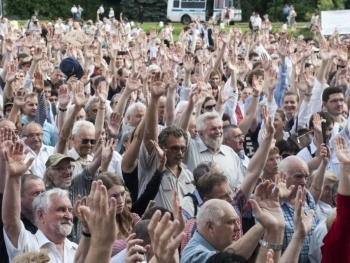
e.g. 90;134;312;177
71;6;77;13
24;144;55;178
107;151;123;178
110;248;126;263
297;140;316;163
4;221;77;263
308;219;327;263
54;23;66;31
67;148;93;177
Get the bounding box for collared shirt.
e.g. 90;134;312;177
24;143;55;178
281;191;319;263
4;221;77;263
107;151;123;178
67;148;93;178
184;140;244;190
181;231;217;263
138;142;194;210
297;140;317;163
181;189;204;220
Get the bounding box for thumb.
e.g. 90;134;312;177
249;199;263;218
79;206;91;221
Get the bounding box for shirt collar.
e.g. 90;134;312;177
68;147;82;160
35;230;78;250
198;141;226;155
193;231;218;252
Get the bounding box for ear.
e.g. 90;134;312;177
322;101;327;109
37;209;44;222
206;220;214;233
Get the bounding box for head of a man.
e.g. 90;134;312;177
193;162;223;186
22;122;43;152
71;120;96;158
197;172;233;203
223;125;244;153
158;96;166;121
196;199;240;251
126;102;146;127
308;171;337;206
43;81;53;101
44;154;76;189
197;112;223;152
279;156;309;197
158;125;188;167
322;87;344;117
117;67;130;87
50;69;64;85
263;147;281;178
23;93;38;119
33;188;73;239
308;111;334;143
85;97;100;123
21;174;45;219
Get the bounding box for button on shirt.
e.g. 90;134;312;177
67;148;93;178
24;144;55;178
184;140;244;190
181;231;217;263
138;142;195;210
4;221;77;263
281;191;319;263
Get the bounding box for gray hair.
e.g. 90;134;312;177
278;155;305;175
21;174;43;197
196;112;221;131
121;126;135;144
125;102;146;118
223;124;239;140
21;121;43;137
32;188;69;226
158;125;188;147
85;96;100;112
72;120;95;135
196;199;225;230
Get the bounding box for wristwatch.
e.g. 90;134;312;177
260;240;283;250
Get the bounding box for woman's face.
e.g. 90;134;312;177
211;86;218;98
210;74;220;85
107;184;126;214
125;192;132;210
202;99;216;113
273;112;286;132
283;95;298;116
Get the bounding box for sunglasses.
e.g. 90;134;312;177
75;135;96;145
166;146;187;153
204;104;216;111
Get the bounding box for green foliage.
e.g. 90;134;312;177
120;0;168;22
318;0;345;10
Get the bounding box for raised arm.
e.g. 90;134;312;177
2;138;34;247
178;85;201;132
143;72;166;154
94;80;108;142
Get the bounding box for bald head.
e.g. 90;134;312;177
0;119;16;129
279;156;309;189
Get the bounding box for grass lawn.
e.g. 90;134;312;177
16;20;312;41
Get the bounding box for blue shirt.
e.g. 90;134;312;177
181;231;217;263
22;116;56;147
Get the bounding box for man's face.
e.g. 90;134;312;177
320;178;335;205
206;182;233;203
51;70;64;84
210;204;240;251
263;153;281;175
21;179;45;215
49;96;58;105
111;96;120;110
223;128;244;153
87;102;99;122
188;118;198;140
76;108;86;121
250;56;260;64
41;194;73;237
273;112;286;131
323;93;344;116
200;118;223;150
107;184;126;214
283;95;298;116
44;86;52;100
285;160;309;190
128;108;145;127
158;97;166;119
4;105;12;118
23;97;38;118
116;56;124;68
23;123;43;151
163;135;187;166
119;68;130;87
241;87;252;102
22;63;31;73
48;159;74;189
73;128;95;157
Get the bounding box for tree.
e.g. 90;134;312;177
120;0;168;22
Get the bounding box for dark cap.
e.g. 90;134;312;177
59;57;84;80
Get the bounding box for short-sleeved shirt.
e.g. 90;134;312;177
3;221;77;263
138;142;194;210
22;116;56;147
281;191;319;263
181;231;217;263
184;139;244;191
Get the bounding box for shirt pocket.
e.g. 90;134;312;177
161;175;174;191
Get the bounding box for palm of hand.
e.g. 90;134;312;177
59;94;70;106
6;151;28;176
6;71;16;82
127;78;139;91
336;149;350;164
0;140;13;158
255;200;284;228
75;93;88;107
14;96;26;107
150;81;165;97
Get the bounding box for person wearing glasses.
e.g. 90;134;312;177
66;120;96;177
22;122;55;178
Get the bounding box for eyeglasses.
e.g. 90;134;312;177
204;104;216;111
51;165;75;173
166;146;187;153
24;133;43;139
233;135;245;141
75;135;96;145
267;156;282;163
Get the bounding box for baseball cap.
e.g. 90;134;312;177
45;153;75;168
4;97;14;107
60;57;84;80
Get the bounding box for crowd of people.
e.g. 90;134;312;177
0;6;349;263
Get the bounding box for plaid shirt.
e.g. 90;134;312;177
180;187;251;253
281;191;319;263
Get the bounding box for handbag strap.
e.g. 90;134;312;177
294;116;299;135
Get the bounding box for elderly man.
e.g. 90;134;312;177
278;149;329;263
2;141;88;263
22;122;55;178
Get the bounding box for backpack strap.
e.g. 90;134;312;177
184;193;199;216
306;144;316;158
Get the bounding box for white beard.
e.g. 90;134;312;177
204;136;222;150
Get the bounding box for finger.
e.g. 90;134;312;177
125;233;137;243
99;184;108;215
88;181;97;211
159;219;179;252
148;210;162;241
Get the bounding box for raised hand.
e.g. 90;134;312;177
58;85;70;108
0;127;15;160
150;72;166;98
32;71;44;93
5;63;17;83
312;112;322;134
32;47;43;61
278;40;289;57
126;72;140;92
249;181;285;230
125;233;149;263
151;140;167;172
266;67;278;92
13;90;26;108
275;171;295;202
183;54;194;73
293;187;314;237
261;53;270;71
5;38;15;53
320;39;331;61
105;112;122;139
261;105;275;137
101;139;116;168
75;195;89;233
96;81;108;103
338;45;348;62
74;81;88;107
4;140;34;177
172;189;186;236
334;136;350;164
337;68;349;87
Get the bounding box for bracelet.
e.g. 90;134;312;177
82;230;91;237
304;93;313;97
260;240;283;250
59;108;67;112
